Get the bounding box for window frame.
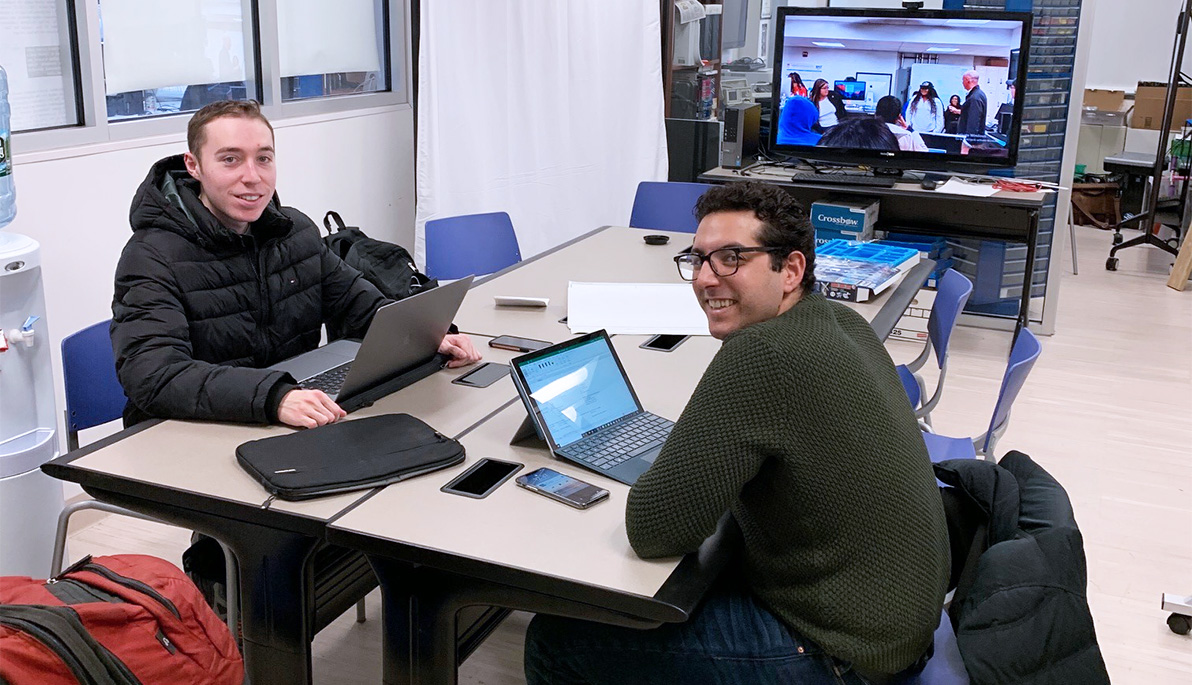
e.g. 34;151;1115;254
14;0;412;156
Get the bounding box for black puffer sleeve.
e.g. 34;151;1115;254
111;238;292;424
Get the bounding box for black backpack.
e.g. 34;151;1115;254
321;211;437;300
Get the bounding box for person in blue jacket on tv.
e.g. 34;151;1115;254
776;96;822;146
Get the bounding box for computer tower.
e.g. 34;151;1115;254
665;118;722;183
720;104;760;169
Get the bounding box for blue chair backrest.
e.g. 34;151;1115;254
981;328;1042;452
927;269;974;369
61;320;127;435
628;181;711;233
425;211;522;280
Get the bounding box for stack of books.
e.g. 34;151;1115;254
813;240;920;302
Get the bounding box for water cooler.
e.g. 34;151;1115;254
0;234;63;577
1;62;65;577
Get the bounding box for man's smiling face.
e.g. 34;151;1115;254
691;210;802;340
184;115;276;234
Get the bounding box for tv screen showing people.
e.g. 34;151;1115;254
770;8;1030;170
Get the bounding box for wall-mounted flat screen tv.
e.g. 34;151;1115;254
770;7;1032;172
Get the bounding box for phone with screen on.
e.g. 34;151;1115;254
440;458;523;499
516;467;610;509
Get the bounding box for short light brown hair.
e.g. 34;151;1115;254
186;100;274;156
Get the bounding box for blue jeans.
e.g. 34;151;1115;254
523;584;870;685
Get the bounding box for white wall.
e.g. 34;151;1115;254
7;106;415;492
1085;0;1189;90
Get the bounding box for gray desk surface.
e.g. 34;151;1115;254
456;225;924;343
59;335;521;521
326;333;723;605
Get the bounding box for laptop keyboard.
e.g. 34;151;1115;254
301;362;352;396
562;412;673;471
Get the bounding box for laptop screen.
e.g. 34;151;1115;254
512;333;642;447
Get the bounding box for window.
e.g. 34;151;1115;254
277;0;389;102
98;0;255;121
0;0;82;133
11;0;407;153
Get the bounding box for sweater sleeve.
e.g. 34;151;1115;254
625;332;792;559
111;240;292;424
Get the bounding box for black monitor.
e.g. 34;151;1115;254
769;7;1032;173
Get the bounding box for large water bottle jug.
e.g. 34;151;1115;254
0;65;16;229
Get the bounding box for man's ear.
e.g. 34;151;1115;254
783;250;807;295
183;151;200;179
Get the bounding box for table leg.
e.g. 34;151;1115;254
223;529;320;685
1017;210;1040;341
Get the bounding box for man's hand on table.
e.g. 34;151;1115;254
278;389;347;428
439;333;483;368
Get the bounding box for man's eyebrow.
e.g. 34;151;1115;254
212;145;275;155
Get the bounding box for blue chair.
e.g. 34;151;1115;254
52;320;253;631
921;328;1042;462
897;270;973;429
628;181;711;233
425;211;522;280
62;320;128;452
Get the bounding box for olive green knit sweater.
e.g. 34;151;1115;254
626;293;949;675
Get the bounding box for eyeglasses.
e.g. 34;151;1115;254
673;246;789;281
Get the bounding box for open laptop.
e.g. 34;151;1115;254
268;276;473;412
508;330;673;485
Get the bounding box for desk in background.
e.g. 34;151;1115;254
699;166;1047;337
44;226;933;685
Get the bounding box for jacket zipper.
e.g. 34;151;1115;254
0;612;104;685
76;563;182;620
250;238;271;367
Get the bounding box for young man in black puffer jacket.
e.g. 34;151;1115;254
112;100;480;429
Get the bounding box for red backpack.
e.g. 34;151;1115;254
0;554;243;685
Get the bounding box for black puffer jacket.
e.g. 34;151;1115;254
935;452;1110;685
111;155;388;426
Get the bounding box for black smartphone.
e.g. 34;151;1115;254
489;335;551;353
639;334;689;352
440;458;524;499
516;467;610;509
451;362;510;388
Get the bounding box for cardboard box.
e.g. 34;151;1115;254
1083;89;1125;111
1131;82;1192;131
809;197;879;245
888;288;936;343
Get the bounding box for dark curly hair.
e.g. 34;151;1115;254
694;181;816;295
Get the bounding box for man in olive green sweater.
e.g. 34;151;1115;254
524;182;949;684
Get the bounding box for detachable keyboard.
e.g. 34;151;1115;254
301;363;352;396
789;171;897;188
561;412;674;471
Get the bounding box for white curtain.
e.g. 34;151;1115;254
415;1;667;263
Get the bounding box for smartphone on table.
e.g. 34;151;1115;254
639;334;689;352
489;335;551;353
516;467;610;509
440;458;524;499
451;362;510;388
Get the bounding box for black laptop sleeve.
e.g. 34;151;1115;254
236;413;465;500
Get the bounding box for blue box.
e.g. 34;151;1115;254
810;197;879;245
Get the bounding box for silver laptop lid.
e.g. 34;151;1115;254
336;276;473;399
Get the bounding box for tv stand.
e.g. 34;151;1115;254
789;169;897;188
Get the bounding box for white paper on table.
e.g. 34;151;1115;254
936;179;1000;198
567;282;710;336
